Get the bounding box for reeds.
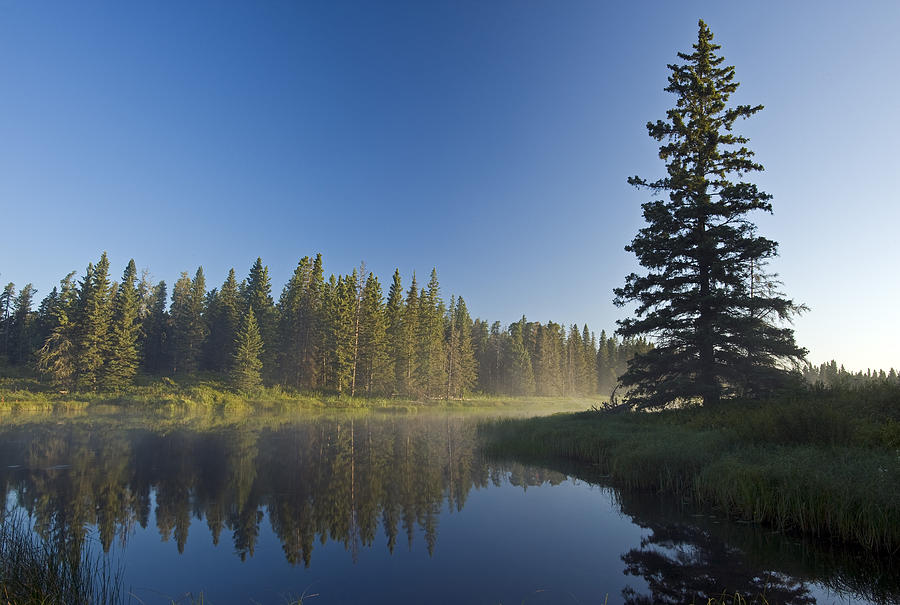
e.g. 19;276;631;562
0;511;122;604
481;385;900;552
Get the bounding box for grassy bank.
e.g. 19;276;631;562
481;384;900;552
0;369;595;413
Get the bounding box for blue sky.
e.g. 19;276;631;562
1;1;898;371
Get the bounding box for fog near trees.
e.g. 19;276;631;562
1;252;649;398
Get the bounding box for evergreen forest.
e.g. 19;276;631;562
0;253;651;398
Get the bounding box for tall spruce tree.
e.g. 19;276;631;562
385;269;405;396
243;258;277;375
141;281;169;374
299;254;325;389
9;284;36;365
207;269;240;373
565;325;584;396
445;296;476;398
36;274;79;388
416;269;445;398
75;253;113;390
277;258;310;387
505;318;535;395
399;274;419;397
0;283;14;360
325;272;357;394
232;306;263;392
103;260;140;389
357;273;388;395
170;268;207;374
615;20;805;408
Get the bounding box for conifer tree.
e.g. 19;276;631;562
357;273;389;395
534;322;564;396
349;264;366;396
298;254;325;389
36;273;79;388
416;269;445;398
399;274;419;397
141;281;169;374
277;258;311;387
34;286;59;352
615;20;805;407
385;269;405;395
470;319;491;393
565;325;585;395
170;268;207;374
486;321;507;394
75;253;113;390
0;283;14;359
232;307;263;392
505;317;535;395
326;273;357;394
303;254;326;388
581;324;597;394
207;269;240;373
8;284;36;365
170;272;192;373
103;260;140;389
596;330;616;395
445;296;476;398
243;258;277;374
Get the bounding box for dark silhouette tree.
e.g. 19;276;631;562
615;20;805;408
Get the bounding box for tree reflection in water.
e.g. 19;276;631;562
612;482;898;605
0;414;562;567
1;412;896;604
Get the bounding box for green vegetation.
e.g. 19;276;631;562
482;383;900;552
0;365;597;413
615;20;805;408
0;511;121;604
1;252;650;405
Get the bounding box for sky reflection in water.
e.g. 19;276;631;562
0;412;894;604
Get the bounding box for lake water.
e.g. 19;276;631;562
1;408;896;604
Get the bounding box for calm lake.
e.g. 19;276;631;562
1;407;896;604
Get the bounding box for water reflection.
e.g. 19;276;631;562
611;485;900;605
0;413;563;566
1;411;896;604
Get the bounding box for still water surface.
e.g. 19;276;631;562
0;409;896;604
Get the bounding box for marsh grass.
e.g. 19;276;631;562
0;511;122;605
0;369;595;414
481;385;900;552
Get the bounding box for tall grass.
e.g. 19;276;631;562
480;385;900;552
0;511;122;604
0;371;596;413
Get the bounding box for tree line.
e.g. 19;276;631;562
801;361;900;389
0;252;649;397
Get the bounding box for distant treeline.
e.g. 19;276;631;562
0;253;649;398
801;360;899;389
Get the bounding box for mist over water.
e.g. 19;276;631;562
1;410;896;604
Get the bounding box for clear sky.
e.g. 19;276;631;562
1;1;898;371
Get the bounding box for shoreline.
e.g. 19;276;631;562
480;386;900;553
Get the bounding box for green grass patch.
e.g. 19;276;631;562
0;371;596;414
481;386;900;552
